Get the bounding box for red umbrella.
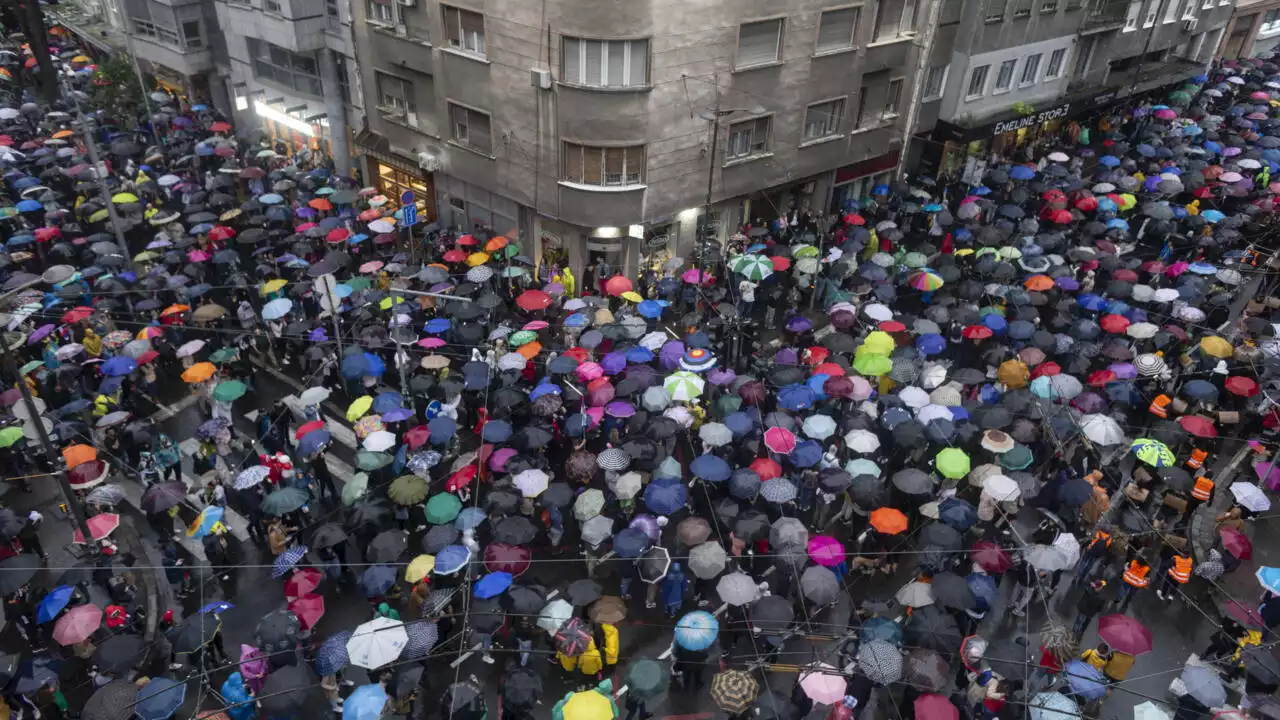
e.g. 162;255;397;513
1087;370;1116;387
327;228;350;243
1219;527;1252;559
1048;209;1073;224
73;513;119;543
1041;189;1067;203
295;420;325;440
879;321;907;333
843;213;866;226
210;121;232;132
1031;362;1061;378
483;542;531;576
562;346;590;362
406;425;431;449
443;249;466;263
770;256;791;271
1177;415;1218;438
53;604;102;646
455;234;478;246
750;458;782;481
137;351;159;365
284;568;324;599
61;307;93;323
969;541;1012;573
1100;314;1130;334
824;376;855;398
914;694;958;720
812;362;845;377
962;325;992;340
208;226;236;241
1075;196;1099;212
288;594;325;630
1112;269;1139;283
763;427;797;454
604;276;633;296
1096;614;1153;655
1221;599;1266;628
738;380;767;405
516;290;551;311
448;466;477;491
1226;376;1260;397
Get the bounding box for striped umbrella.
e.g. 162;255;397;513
272;545;309;578
730;254;774;281
711;670;759;714
908;271;945;291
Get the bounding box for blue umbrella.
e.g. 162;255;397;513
298;430;331;456
340;353;372;379
790;440;823;468
858;616;903;645
272;545;309;578
644;480;688;515
965;573;998;609
729;469;761;500
614;528;652;558
938;498;977;531
101;356;137;377
806;374;830;402
16;199;41;212
426;318;451;334
36;586;74;624
1099;155;1121;167
690;454;731;482
455;507;487;531
723;412;755;436
361;565;397;597
626;346;655;363
189;506;224;538
99;376;125;395
344;684;389;720
916;333;946;356
363;352;386;376
373;392;403;414
674;611;719;650
259;193;285;205
135;677;186;720
778;384;816;411
474;572;513;599
435;545;471;575
315;630;352;676
199;601;235;615
529;382;561;401
1009;165;1036;180
981;314;1007;333
1064;660;1108;700
428;416;457;445
564;413;590;437
481;420;512;443
1077;294;1107;312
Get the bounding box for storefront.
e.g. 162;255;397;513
829;149;901;214
367;154;437;225
254;99;335;165
435;175;522;239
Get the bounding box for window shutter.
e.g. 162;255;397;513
874;0;901;38
564;38;581;83
817;8;856;52
472;111;491;153
737;19;780;67
628;40;648;85
563;143;583;183
585;39;603;85
583;147;602;185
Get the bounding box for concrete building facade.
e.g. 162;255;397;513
1218;0;1280;59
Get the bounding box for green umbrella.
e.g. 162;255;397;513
19;360;42;375
389;475;430;505
999;445;1034;470
625;659;669;700
212;380;247;402
729;255;773;282
1168;90;1192;105
935;448;971;480
509;330;538;347
714;395;742;419
0;426;24;448
425;493;462;524
902;252;928;268
501;267;528;278
346;277;372;292
209;348;238;364
852;351;892;377
342;472;370;507
498;243;521;259
978;305;1005;317
792;244;819;259
356;451;393;471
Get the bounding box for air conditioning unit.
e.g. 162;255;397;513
1183;17;1197;30
530;67;552;89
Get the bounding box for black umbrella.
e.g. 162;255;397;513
368;530;408;563
502;585;546;615
565;578;603;606
9;655;61;695
93;635;144;675
83;680;137;720
171;615;221;653
930;572;975;609
750;595;795;632
255;608;301;654
311;523;348;549
422;525;459;553
0;554;40;594
470;597;505;633
493;516;538;545
904;606;962;652
502;668;542;709
259;664;314;715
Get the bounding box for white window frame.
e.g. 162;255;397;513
561;143;646;187
1041;0;1058;12
375;71;419;127
1124;0;1141;29
1162;0;1179;23
803;98;846;140
561;37;650;88
442;5;486;56
366;0;392;24
1045;47;1067;78
993;59;1016;92
725;115;773;160
734;17;784;70
882;77;904;117
448;102;493;155
1019;53;1042;85
815;6;860;54
1202;0;1214;10
1143;1;1157;27
1181;0;1196;19
966;64;989;99
922;64;948;100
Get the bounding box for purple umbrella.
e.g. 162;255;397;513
605;401;635;418
629;514;661;542
382;408;414;422
308;328;328;341
659;341;685;370
786;315;813;333
1071;392;1107;413
600;352;627;375
775;348;799;365
545;282;566;295
1055;277;1079;291
708;368;737;386
240;645;269;694
295;207;317;218
489;447;517;471
28;324;55;344
1256;461;1280;491
1108;363;1137;380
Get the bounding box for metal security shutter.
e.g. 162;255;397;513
737;19;781;67
816;8;856;52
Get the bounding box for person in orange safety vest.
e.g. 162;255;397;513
1116;554;1151;613
1157;551;1193;602
1186;474;1214;519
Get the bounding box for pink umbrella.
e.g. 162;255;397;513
848;376;874;401
1256;461;1280;491
1153;108;1177;120
681;268;713;284
418;338;446;349
53;604;102;645
72;513;120;544
359;260;384;273
587;382;615;407
240;645;269;694
799;664;847;704
489;447;518;471
584;407;605;426
523;321;550;331
807;535;845;567
1165;261;1190;277
577;362;604;382
187;250;210;262
764;426;797;454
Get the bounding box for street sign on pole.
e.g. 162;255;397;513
400;189;418;228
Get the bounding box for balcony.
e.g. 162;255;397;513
130;31;215;75
218;0;329;52
1080;0;1130;30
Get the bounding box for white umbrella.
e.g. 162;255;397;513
1133;702;1171;720
609;471;643;500
642;386;672;412
928;385;962;406
1026;545;1071;571
538;599;573;634
498;353;526;371
863;303;894;321
844;429;880;454
802;415;837;440
1053;532;1081;567
362;431;396;452
919;364;949;389
176;340;206;358
346;617;408;669
1126;322;1158;339
1152;288;1180;303
513;469;549;498
300;387;331;405
916;404;953;423
982;474;1020;502
699;423;733;447
639;332;667;351
895;581;934;608
1080;414;1125;446
897;386;930;409
368;219;395;234
1230;482;1272;512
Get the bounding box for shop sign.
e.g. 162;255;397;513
992;103;1072;135
540;231;562;248
645;234;669;250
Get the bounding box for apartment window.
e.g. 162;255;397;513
1143;1;1157;27
181;20;202;47
1041;0;1058;12
132;19;179;45
1124;0;1140;28
249;39;323;96
854;85;869;127
1014;0;1032;17
992;59;1015;91
1066;0;1083;10
922;64;948;99
966;64;989;97
736;18;783;68
1074;35;1095;76
1020;53;1041;84
264;0;281;12
1045;48;1066;78
882;78;903;116
562;38;649;87
376;72;416;118
326;0;339;20
1181;0;1196;18
804;99;845;139
984;0;1006;21
872;0;912;39
1202;0;1214;9
816;7;859;53
449;103;492;154
366;0;393;23
901;0;918;31
334;52;352;105
1162;0;1178;22
561;143;645;186
726;116;771;159
442;6;485;55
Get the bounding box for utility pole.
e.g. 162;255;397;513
0;277;95;552
15;0;59;106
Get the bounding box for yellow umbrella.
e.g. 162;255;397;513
71;55;91;63
260;279;287;296
466;252;491;267
405;555;436;583
379;297;393;310
346;395;373;422
620;291;643;303
220;209;242;222
562;691;614;720
110;192;139;204
997;359;1030;388
88;209;108;223
1200;336;1234;358
1116;194;1137;211
133;251;159;262
862;331;896;356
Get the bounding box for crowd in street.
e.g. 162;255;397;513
0;18;1279;720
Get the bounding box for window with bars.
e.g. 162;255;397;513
376;72;416;118
966;64;989;97
1041;0;1058;12
923;65;947;99
450;103;492;154
1045;48;1066;78
816;7;859;53
726;116;772;159
1020;53;1041;84
804;99;845;139
561;37;649;87
443;5;485;56
561;143;646;186
736;18;783;68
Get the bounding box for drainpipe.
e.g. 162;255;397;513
894;0;946;179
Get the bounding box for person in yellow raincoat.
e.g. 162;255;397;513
561;266;576;298
82;328;102;358
557;623;618;676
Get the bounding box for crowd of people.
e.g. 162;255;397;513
0;18;1279;720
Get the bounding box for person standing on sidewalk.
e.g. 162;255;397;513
1115;553;1151;612
18;510;45;561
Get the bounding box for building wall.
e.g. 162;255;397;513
1217;0;1280;58
941;34;1078;121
